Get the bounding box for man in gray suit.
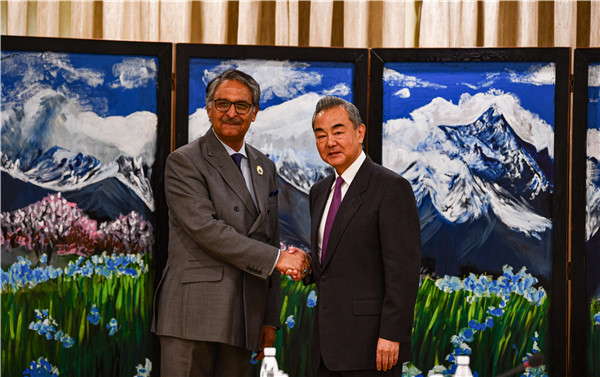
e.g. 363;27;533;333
152;69;310;377
308;96;421;376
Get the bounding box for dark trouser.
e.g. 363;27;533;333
316;356;402;377
160;336;252;377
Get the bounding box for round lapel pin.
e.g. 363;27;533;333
256;165;264;175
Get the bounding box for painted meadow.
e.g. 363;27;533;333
1;194;153;377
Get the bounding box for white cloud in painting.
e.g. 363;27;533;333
3;88;156;164
322;83;351;97
2;52;104;89
394;88;411;98
383;67;447;89
589;64;600;87
461;72;500;90
509;63;555;86
110;57;157;89
384;89;554;162
201;59;322;101
588;129;600;161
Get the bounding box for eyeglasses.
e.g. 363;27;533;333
212;99;253;114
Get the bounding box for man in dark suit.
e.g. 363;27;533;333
152;69;310;377
308;96;421;376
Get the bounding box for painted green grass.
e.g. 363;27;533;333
1;256;153;377
252;274;547;377
590;298;600;377
3;258;549;377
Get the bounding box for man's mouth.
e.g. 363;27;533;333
222;117;243;125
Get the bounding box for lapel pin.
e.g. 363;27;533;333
256;165;264;175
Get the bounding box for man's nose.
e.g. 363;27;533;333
226;104;238;117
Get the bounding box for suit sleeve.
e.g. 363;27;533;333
164;149;279;279
378;176;421;343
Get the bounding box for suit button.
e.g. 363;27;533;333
234;206;239;212
267;209;271;214
320;275;327;282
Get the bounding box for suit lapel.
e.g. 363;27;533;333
247;145;267;235
322;157;373;269
202;129;259;219
311;175;335;268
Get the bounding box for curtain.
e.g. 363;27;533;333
2;0;598;48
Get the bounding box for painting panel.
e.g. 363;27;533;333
0;36;171;377
370;48;569;377
175;44;368;377
572;48;600;377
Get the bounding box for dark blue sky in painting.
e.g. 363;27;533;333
1;51;158;117
188;58;355;114
383;61;556;128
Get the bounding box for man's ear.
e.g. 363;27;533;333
358;123;366;144
251;105;259;122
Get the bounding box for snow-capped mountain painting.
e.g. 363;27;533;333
186;58;355;248
1;50;159;222
382;61;558;285
586;63;600;298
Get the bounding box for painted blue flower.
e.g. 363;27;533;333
106;318;119;336
307;290;317;308
250;352;260;365
285;315;295;329
485;317;494;328
87;305;101;325
594;312;600;325
488;307;504;317
468;320;486;331
39;254;48;265
22;356;59;377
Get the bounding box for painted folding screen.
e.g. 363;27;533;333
369;48;570;377
572;48;600;377
0;36;171;377
174;44;368;377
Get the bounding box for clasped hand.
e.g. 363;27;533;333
274;247;311;281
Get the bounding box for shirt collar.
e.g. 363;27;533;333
335;151;366;187
212;127;248;158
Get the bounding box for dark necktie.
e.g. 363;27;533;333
321;176;344;264
231;153;244;178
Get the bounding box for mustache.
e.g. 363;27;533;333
222;116;243;125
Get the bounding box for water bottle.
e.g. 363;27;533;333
259;347;279;377
454;355;473;377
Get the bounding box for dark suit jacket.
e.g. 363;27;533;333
152;129;281;351
309;155;421;371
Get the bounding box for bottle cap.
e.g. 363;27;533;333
264;347;276;356
456;355;470;364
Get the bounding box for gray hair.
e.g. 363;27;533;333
311;96;363;130
206;69;261;108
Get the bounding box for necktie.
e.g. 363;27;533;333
321;176;344;264
231;153;244;177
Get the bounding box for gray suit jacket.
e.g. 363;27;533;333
309;156;421;371
152;129;281;351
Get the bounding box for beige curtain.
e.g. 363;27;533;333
2;0;598;48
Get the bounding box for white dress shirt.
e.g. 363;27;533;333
317;151;367;262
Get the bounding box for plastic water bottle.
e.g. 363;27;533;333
260;347;279;377
454;355;473;377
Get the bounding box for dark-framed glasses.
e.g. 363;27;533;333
212;99;253;114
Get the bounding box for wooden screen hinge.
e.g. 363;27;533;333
569;74;574;93
171;73;176;92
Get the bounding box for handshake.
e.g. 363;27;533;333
275;247;311;282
